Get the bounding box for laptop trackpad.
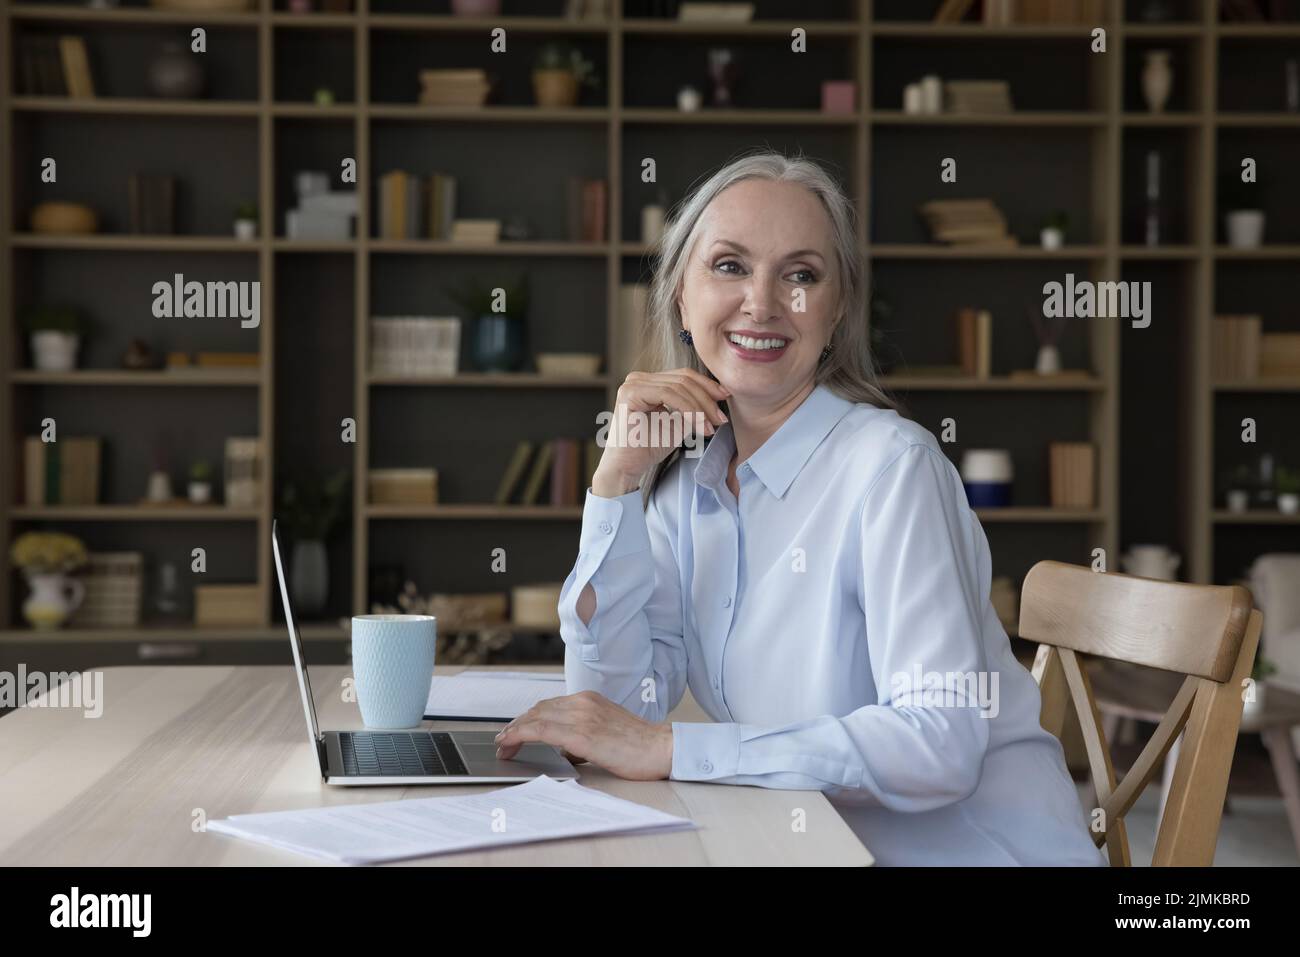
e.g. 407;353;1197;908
459;743;571;776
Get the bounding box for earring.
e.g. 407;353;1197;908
678;329;694;345
819;342;835;362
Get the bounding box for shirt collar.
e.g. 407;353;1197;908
691;383;855;500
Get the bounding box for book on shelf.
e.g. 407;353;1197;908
224;438;262;508
944;81;1013;114
566;178;608;243
1260;333;1300;378
417;69;492;108
1049;442;1096;509
1014;0;1106;22
369;469;439;506
369;316;461;377
18;35;94;97
22;437;101;506
427;173;457;240
520;442;555;506
128;174;176;234
550;438;581;507
1211;315;1262;381
918;199;1013;246
934;0;977;22
450;219;502;244
495;441;536;505
954;308;993;378
677;2;755;21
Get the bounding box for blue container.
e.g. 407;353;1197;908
471;314;525;372
963;481;1012;508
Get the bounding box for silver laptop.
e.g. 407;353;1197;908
272;522;578;786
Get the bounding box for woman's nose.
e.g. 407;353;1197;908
741;270;783;320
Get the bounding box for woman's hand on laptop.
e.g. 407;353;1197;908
494;691;674;781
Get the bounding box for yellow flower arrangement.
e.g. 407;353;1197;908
10;532;88;575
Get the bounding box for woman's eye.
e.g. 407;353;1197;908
791;269;817;284
715;259;742;275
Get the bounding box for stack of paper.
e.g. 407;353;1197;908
207;776;696;865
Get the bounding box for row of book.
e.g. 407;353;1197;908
496;439;602;507
378;171;458;240
370;317;461;377
17;35;95;97
1212;316;1300;380
22;437;102;506
945;81;1013;114
955;308;994;379
919;198;1016;247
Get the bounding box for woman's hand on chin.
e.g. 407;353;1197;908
494;690;674;781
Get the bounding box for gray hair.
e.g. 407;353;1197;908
636;148;898;508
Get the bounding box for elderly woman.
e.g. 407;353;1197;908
494;150;1105;866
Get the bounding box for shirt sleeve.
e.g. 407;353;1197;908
669;443;994;813
557;485;689;722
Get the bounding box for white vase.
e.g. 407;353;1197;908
677;86;701;112
291;539;329;617
22;572;86;630
1225;210;1265;248
234;219;257;241
1040;226;1064;250
1280;493;1300;515
31;331;79;371
1036;344;1062;374
1142;50;1173;113
1226;489;1250;513
188;481;212;504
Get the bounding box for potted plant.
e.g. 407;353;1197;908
22;304;89;372
1218;171;1265;249
532;42;600;109
450;274;530;372
188;460;214;504
1276;466;1300;515
233;201;258;241
1040;210;1068;250
279;471;350;617
1244;654;1277;718
1225;463;1253;513
10;531;87;630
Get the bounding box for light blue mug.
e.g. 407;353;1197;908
350;614;437;729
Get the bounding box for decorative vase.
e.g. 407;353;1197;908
149;42;205;99
1142;50;1173;113
1225;210;1265;248
22;572;86;630
234;218;257;240
1226;488;1250;513
1035;343;1062;374
532;69;579;108
960;449;1014;508
30;331;79;371
1040;226;1064;250
471;314;525;372
1280;492;1300;515
290;539;329;617
677;85;702;112
451;0;501;14
188;481;212;504
146;470;173;503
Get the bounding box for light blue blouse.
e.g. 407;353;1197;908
558;383;1107;866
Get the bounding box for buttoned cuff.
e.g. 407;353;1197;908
578;486;650;565
670;721;741;782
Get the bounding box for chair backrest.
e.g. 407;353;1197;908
1018;560;1262;866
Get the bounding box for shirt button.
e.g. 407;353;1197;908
701;760;713;773
740;463;750;473
722;596;732;607
598;521;612;534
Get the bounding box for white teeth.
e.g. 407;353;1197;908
728;333;787;351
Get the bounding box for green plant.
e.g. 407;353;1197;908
1276;466;1300;496
1252;655;1277;682
21;304;89;336
1042;210;1069;232
234;201;258;222
189;460;213;483
447;274;530;320
534;43;601;89
279;471;350;541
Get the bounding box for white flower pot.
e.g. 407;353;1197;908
1279;492;1300;515
1225;210;1265;248
1226;489;1250;513
234;218;257;240
30;331;80;372
1036;344;1062;374
1040;227;1064;250
677;86;701;112
188;481;212;504
22;572;86;630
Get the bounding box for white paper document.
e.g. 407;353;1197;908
424;670;568;720
207;775;696;865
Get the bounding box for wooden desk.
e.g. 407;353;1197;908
0;665;873;866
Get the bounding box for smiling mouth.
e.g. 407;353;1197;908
725;332;789;351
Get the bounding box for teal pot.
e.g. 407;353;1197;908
471;314;526;372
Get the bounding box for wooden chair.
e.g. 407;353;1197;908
1019;560;1262;866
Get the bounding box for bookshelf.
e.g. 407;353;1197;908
1;0;1294;649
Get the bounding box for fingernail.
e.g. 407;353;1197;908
496;747;503;757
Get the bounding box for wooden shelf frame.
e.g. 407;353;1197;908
3;0;1284;641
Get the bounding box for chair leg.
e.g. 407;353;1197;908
1261;726;1300;862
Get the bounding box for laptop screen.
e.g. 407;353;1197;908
271;521;324;764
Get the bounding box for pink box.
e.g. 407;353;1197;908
821;81;856;114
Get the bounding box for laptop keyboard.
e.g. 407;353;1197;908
338;731;469;777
